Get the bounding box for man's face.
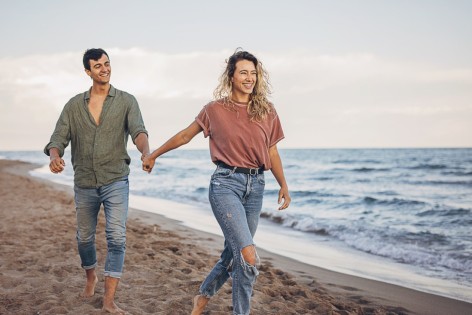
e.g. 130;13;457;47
85;54;111;84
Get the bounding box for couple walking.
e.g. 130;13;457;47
45;48;291;315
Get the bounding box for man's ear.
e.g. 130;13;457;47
85;69;91;77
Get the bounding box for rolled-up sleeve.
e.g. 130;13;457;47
127;95;148;144
269;110;285;148
195;105;210;138
44;104;71;157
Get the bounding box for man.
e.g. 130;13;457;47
45;48;150;314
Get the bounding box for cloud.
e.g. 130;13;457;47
0;48;471;150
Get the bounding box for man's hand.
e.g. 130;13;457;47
49;156;65;174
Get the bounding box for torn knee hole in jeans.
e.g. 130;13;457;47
241;245;260;267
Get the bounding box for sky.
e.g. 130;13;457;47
0;0;471;150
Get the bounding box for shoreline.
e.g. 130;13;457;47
128;209;472;315
127;193;472;304
1;159;471;314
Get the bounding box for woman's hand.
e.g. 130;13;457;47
277;186;291;210
268;144;291;211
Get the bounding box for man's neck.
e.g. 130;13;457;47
91;83;111;96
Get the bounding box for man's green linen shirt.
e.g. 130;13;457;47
44;85;147;188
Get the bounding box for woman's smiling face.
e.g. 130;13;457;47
231;59;257;102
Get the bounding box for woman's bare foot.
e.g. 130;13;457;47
191;295;209;315
102;301;125;314
80;274;98;298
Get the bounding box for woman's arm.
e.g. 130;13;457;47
269;144;291;210
142;121;203;173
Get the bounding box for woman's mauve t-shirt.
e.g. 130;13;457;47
195;99;284;170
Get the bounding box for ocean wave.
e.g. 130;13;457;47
351;167;390;172
441;170;472;176
406;164;448;170
284;164;301;169
260;212;329;236
311;176;333;181
399;230;449;246
350;238;472;274
260;211;472;276
377;190;399;196
432;180;472;186
416;207;471;219
194;187;207;194
404;180;472;186
362;196;427;207
335;230;472;275
264;189;347;199
448;219;472;226
333;159;382;164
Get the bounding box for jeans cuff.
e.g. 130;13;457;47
82;262;97;270
104;270;122;278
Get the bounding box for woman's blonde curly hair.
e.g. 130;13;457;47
213;49;272;122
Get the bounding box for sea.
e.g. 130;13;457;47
1;148;471;303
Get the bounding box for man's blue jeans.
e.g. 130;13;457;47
73;176;129;278
199;166;265;315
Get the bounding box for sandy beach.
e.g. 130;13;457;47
0;159;471;315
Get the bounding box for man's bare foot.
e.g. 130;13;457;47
80;275;98;298
102;301;125;314
191;295;209;315
102;276;124;313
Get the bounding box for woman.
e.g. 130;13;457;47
142;49;291;315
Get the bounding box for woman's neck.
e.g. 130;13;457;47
230;94;250;104
230;98;249;106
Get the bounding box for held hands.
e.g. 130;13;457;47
49;156;65;174
141;153;156;173
277;186;291;211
